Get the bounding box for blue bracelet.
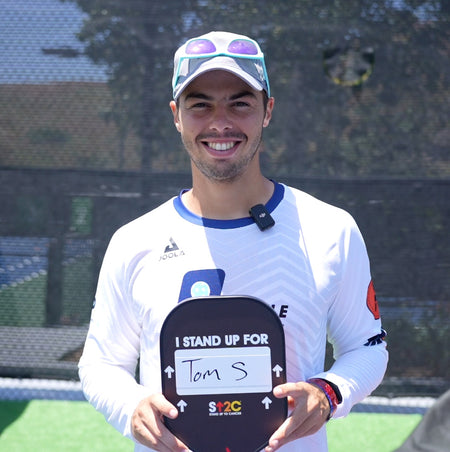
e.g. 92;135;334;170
307;378;338;421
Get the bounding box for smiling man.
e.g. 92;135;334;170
79;31;388;452
170;70;274;220
173;74;271;181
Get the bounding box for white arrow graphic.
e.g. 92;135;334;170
272;364;283;378
177;400;187;413
164;365;175;379
262;396;272;410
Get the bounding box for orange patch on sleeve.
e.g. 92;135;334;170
367;280;380;320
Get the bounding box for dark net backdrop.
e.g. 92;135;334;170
0;0;449;404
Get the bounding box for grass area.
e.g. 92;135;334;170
0;400;421;452
0;277;46;326
61;256;95;325
0;256;94;327
0;401;133;452
327;412;421;452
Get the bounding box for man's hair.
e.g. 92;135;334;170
262;90;269;112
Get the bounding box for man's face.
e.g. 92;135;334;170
171;70;273;183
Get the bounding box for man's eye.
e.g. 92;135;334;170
190;102;208;109
234;101;250;107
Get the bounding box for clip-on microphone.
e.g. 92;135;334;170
249;204;275;231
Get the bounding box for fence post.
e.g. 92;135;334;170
45;194;66;325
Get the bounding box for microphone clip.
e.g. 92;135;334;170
249;204;275;231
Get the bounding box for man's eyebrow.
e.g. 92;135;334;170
230;90;257;100
184;92;212;102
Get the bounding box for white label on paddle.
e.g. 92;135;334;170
174;346;272;395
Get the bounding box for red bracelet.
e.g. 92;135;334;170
307;378;339;420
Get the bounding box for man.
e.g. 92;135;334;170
79;31;388;452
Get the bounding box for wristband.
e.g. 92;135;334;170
307;378;340;420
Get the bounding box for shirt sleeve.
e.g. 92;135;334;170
312;214;388;418
78;231;151;441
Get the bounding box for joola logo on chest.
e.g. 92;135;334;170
160;237;185;261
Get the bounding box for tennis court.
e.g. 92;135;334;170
0;379;429;452
1;1;448;451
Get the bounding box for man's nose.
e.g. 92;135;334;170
209;106;232;132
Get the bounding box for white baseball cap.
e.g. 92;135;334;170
172;31;270;100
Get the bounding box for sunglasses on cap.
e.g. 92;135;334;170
172;35;270;98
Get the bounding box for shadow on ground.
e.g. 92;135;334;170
0;400;29;435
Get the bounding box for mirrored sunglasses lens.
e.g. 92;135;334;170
227;39;258;55
185;39;217;55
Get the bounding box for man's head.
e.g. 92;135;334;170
172;31;270;101
170;32;274;184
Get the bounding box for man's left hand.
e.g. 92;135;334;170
264;381;330;451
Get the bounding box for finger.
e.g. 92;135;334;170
269;415;297;443
273;382;308;399
266;413;320;452
266;420;294;452
140;415;188;452
132;395;190;451
135;413;189;452
150;393;179;419
149;394;191;450
266;383;329;450
273;383;309;416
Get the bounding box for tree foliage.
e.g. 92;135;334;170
63;0;449;177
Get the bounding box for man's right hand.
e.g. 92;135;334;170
131;394;190;451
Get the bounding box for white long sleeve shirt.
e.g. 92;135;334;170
79;182;388;451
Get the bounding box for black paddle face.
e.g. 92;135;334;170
160;296;287;452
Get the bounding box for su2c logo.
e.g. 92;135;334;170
209;400;242;416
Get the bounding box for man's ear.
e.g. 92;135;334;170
263;97;275;128
169;100;181;132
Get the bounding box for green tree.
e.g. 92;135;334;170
62;0;198;174
63;0;449;177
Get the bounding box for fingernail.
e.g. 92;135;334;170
270;439;279;450
273;386;282;396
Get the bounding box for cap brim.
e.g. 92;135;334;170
173;56;264;100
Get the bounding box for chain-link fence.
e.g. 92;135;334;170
1;170;448;401
1;0;449;409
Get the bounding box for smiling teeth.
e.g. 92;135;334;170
207;142;235;151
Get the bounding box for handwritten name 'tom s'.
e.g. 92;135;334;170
181;358;248;383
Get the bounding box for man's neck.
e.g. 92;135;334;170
183;173;274;220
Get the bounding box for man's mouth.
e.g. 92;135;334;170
206;141;237;151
